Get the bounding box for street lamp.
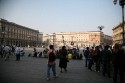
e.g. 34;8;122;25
113;0;125;45
92;34;97;47
71;36;74;46
98;26;104;45
53;33;55;46
27;36;31;47
62;35;65;46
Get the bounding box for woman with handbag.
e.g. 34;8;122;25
59;46;68;73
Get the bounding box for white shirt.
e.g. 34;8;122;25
15;47;21;54
3;46;10;53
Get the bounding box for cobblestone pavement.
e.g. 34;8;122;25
0;56;113;83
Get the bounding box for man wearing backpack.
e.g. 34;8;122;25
46;45;58;81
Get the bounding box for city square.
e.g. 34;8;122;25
0;0;125;83
0;51;113;83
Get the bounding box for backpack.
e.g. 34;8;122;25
49;51;56;62
84;50;89;58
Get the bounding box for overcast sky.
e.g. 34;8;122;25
0;0;123;36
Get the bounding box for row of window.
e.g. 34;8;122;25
0;22;39;41
48;37;89;41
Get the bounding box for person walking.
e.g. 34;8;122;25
59;46;68;73
15;45;21;61
3;45;10;61
47;45;57;81
11;45;15;56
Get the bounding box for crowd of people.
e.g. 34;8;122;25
42;47;83;59
83;44;125;83
0;45;24;61
0;44;124;83
46;44;125;83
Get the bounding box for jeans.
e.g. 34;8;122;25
16;54;20;61
85;58;88;67
95;59;101;71
88;59;93;70
4;52;9;60
47;63;56;78
102;62;111;77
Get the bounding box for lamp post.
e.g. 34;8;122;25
27;36;30;48
62;35;65;46
53;33;55;46
46;34;49;47
98;26;104;45
92;34;96;47
113;0;125;45
71;36;74;46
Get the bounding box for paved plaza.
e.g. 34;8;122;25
0;54;113;83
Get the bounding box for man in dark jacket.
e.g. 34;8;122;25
84;47;90;67
94;46;101;72
113;44;124;83
101;45;112;77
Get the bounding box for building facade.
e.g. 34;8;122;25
112;22;125;45
43;31;112;48
0;19;42;47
